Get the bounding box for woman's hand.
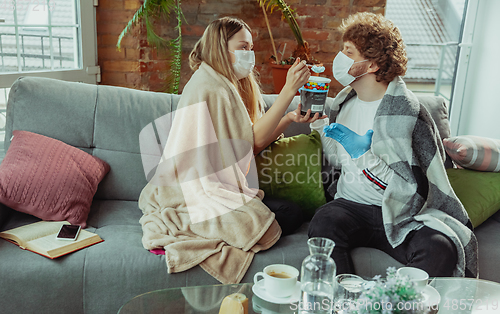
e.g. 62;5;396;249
286;103;328;124
282;58;310;94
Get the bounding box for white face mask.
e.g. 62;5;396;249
332;51;369;86
230;50;255;80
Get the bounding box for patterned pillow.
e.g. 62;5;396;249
443;135;500;172
0;130;110;227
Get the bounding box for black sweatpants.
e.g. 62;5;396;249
263;197;304;237
308;198;458;277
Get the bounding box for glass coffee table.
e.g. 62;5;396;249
118;282;296;314
428;278;500;313
118;278;500;314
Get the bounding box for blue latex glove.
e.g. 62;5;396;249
323;123;374;159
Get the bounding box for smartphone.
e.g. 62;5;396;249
56;224;81;241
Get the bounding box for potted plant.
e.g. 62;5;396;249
258;0;320;93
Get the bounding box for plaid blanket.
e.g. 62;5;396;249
327;77;478;277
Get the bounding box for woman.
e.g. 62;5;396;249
138;17;324;284
191;17;320;153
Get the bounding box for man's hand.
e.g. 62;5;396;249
323;123;373;159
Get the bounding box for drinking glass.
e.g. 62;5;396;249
334;274;365;313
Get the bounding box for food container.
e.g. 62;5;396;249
299;76;331;118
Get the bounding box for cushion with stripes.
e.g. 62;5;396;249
443;135;500;172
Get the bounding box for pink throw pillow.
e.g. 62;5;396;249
0;130;110;227
443;135;500;172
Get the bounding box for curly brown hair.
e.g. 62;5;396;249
339;12;407;84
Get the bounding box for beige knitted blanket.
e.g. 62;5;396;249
138;62;281;284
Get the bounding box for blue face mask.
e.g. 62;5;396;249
332;51;368;86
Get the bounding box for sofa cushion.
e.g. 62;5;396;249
446;168;500;228
0;130;110;227
417;95;450;140
255;130;326;218
443;135;500;172
4;77;97;152
92;85;181;201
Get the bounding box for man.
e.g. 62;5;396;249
308;12;477;277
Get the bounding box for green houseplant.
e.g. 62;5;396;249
258;0;319;93
117;0;184;94
258;0;316;65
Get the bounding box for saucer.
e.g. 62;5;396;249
421;285;441;307
252;279;301;304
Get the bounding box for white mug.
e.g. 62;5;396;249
397;267;429;292
253;264;299;298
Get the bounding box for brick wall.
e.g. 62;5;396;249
96;0;386;96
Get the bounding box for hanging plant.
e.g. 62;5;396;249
117;0;185;94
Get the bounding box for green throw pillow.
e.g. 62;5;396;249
447;168;500;228
255;130;326;219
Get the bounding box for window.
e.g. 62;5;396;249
0;0;98;159
0;0;98;88
448;0;480;136
385;0;468;103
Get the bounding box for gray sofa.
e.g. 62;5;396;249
0;77;499;314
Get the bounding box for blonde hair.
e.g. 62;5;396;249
189;17;262;123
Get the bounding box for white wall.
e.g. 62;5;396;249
454;0;500;137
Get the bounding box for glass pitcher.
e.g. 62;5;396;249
299;237;337;314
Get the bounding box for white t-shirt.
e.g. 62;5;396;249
311;96;395;206
336;97;384;205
